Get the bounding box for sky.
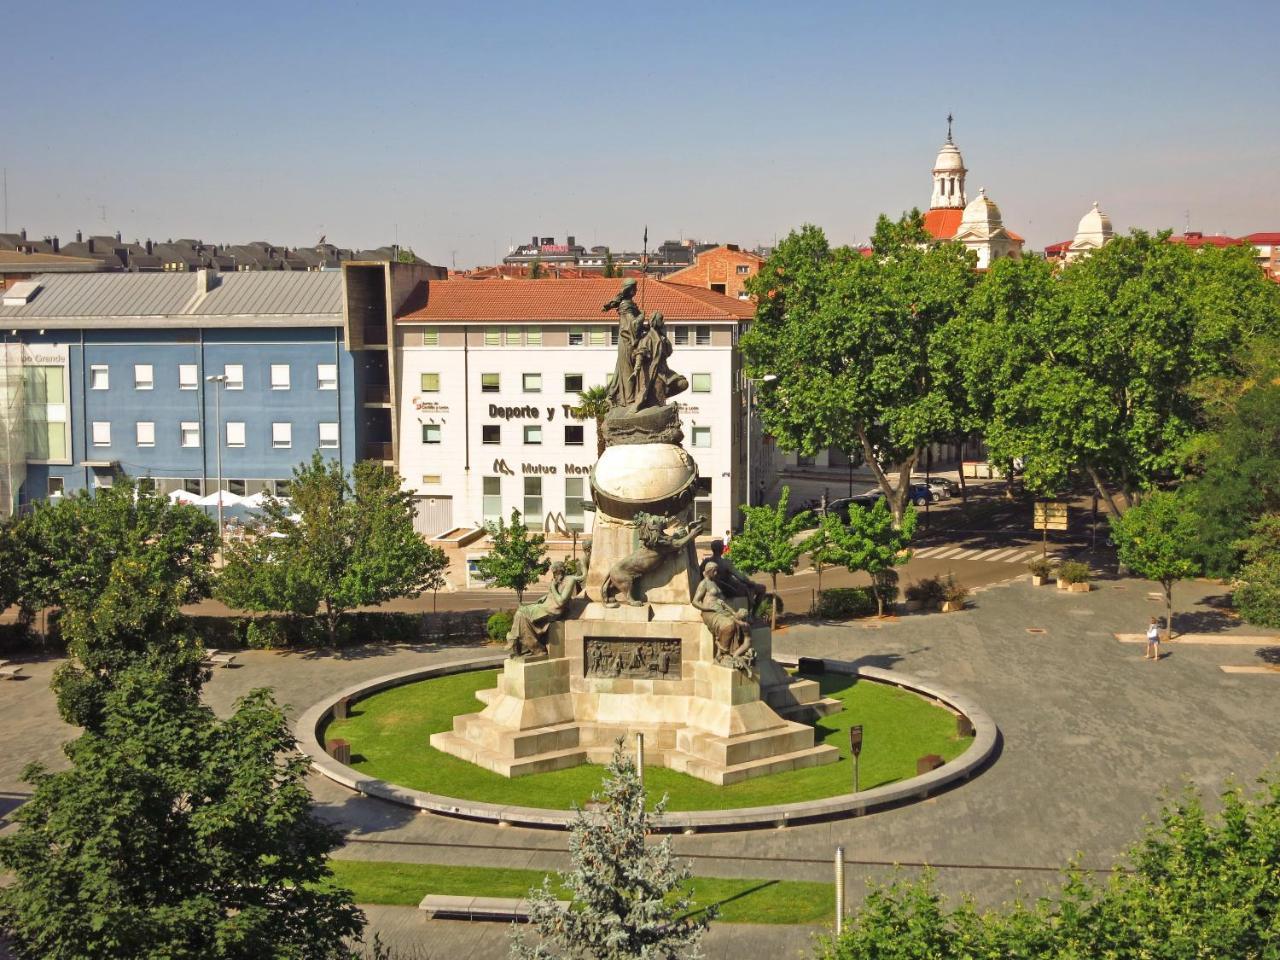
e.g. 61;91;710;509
4;1;1278;268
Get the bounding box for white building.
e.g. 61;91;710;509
1067;201;1115;261
394;277;753;542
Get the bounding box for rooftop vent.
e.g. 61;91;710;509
3;281;41;307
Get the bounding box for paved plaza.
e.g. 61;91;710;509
2;574;1278;958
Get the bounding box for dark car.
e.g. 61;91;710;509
908;482;936;506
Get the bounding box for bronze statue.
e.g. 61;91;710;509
600;512;705;607
507;562;584;657
602;279;647;410
631;311;688;410
692;560;754;661
705;539;766;605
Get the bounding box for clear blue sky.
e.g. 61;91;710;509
5;0;1277;267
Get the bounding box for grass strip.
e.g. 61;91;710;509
326;859;833;924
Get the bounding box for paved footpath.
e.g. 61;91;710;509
2;575;1277;958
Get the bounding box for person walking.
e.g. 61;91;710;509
1145;616;1161;661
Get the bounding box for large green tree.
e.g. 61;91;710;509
1109;491;1201;640
218;454;449;642
0;663;364;959
728;486;812;628
819;501;917;617
510;741;714;960
474;508;550;604
1233;513;1280;628
741;216;976;524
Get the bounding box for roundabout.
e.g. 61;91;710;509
296;654;998;832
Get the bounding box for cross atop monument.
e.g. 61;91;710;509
946;112;954;142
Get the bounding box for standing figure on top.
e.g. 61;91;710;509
601;278;648;410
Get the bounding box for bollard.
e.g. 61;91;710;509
834;845;845;936
956;714;975;738
326;738;351;765
333;697;351;720
635;731;645;790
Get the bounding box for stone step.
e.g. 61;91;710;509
668;742;840;786
429;731;588;778
454;716;581;759
675;721;817;768
773;696;843;723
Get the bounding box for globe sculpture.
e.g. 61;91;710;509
431;280;840;784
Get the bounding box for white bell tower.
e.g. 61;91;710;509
930;114;967;210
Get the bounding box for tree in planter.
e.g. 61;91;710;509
218;454;449;644
510;741;714;960
1109;490;1201;640
0;662;365;960
821;500;917;617
474;508;550;605
729;486;812;629
572;384;611;457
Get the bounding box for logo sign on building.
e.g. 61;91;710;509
1033;502;1069;531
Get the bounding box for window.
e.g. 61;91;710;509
224;364;243;389
526;327;541;346
481;373;499;393
564;373;584;393
274;479;291;498
23;365;68;461
181;422;200;447
89;364;109;390
91;421;111;447
422;424;442;444
565;477;585;531
673;326;690;346
695;477;713;526
482;424;500;444
692;373;712;393
484;327;501;346
505;326;521;346
695;325;711;346
270;364;291;390
422;328;439;346
47;477;64;497
317;363;337;390
272;422;292;448
523;425;542;445
610;328;619;346
420;372;440;392
588;328;606;346
482;476;502;524
710;283;727;295
568;327;584;347
422;474;442;484
523;373;541;393
692;426;711;447
92;469;113;490
135;421;155;447
228;479;246;497
736;264;751;275
565;424;584;446
226;421;246;447
134;364;153;390
179;364;198;390
524;477;543;527
319;422;339;448
184;478;203;496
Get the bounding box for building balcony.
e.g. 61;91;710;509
363;383;391;405
363;442;394;463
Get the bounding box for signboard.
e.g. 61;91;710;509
848;725;864;758
1033;502;1069;531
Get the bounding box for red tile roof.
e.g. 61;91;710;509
922;208;963;240
1043;240;1072;254
1244;232;1280;244
398;277;755;323
1168;232;1241;248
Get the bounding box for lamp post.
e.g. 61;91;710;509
744;374;776;512
205;374;227;547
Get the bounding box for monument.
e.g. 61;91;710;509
431;279;840;784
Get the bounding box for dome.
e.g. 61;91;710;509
1073;201;1113;247
933;140;966;174
590;443;697;519
960;188;1003;229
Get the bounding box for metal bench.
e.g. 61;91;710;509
418;894;569;922
0;665;24;680
203;650;238;668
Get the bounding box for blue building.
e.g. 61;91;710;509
0;263;437;515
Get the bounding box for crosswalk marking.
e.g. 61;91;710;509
927;546;970;560
910;545;1057;564
984;547;1025;563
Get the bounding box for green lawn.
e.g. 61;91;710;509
322;669;971;811
327;859;833;924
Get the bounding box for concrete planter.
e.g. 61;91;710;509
1056;578;1071;590
1067;581;1091;593
940;600;965;613
1030;575;1047;587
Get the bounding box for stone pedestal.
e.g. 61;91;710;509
430;429;841;786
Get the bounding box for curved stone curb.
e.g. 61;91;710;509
297;654;998;833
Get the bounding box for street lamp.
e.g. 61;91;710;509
205;374;227;546
744;374;776;511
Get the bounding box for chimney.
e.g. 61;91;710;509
76;229;83;243
145;239;153;255
87;238;95;253
51;236;59;254
115;230;122;242
19;228;25;241
195;268;218;295
567;235;576;247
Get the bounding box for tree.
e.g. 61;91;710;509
603;250;617;279
1110;491;1201;640
728;486;811;628
820;500;917;617
0;663;365;959
803;520;842;598
474;508;549;604
218;454;449;643
740;216;976;524
1233;513;1280;628
529;256;545;280
510;741;714;960
572;384;611;457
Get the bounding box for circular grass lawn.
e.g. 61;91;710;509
322;669;973;812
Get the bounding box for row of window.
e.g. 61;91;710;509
478;475;714;530
420;371;714;394
90;420;339;450
47;476;293;498
416;325;713;347
422;422;711;447
87;362;339;392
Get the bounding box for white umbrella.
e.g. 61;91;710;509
196;490;245;507
241;491;269;508
168;489;199;504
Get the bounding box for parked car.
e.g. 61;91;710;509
918;477;953;500
907;482;936;506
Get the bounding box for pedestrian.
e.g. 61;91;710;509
722;529;732;554
1145;616;1161;661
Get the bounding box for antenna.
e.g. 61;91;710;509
99;204;107;223
640;225;649;314
1184;209;1191;233
2;168;7;233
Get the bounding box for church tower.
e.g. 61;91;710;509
930;114;967;210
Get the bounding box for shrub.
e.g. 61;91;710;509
815;587;877;620
1027;557;1053;578
753;592;784;620
872;568;900;607
343;612;424;646
941;574;969;604
1235;567;1280;627
486;610;515;642
906;576;947;605
1057;560;1092;584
